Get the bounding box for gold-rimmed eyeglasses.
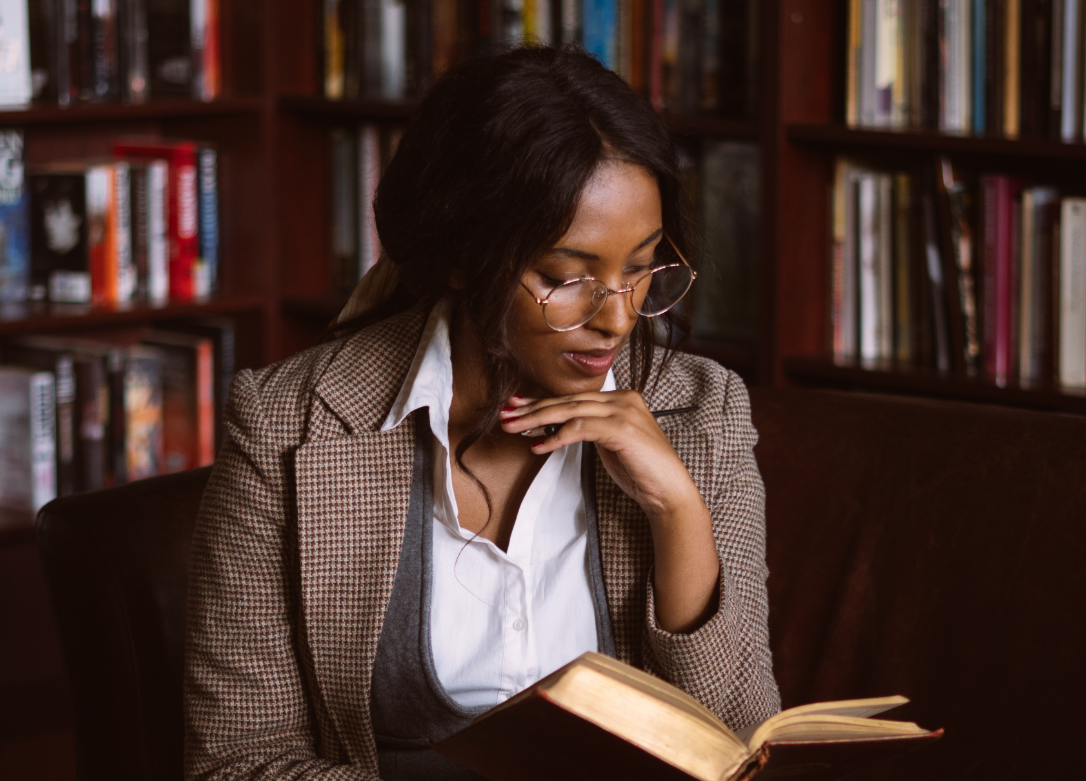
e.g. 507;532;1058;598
520;234;697;332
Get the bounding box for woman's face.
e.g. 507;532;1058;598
508;159;663;398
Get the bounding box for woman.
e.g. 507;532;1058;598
185;46;779;780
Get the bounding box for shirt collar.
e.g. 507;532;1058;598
381;298;617;443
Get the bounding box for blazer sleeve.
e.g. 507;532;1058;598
641;372;781;732
184;370;375;780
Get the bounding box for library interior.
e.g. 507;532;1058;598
0;1;1083;780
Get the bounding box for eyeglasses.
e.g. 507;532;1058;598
520;234;697;332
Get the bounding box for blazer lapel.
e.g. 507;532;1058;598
293;302;430;766
295;423;415;766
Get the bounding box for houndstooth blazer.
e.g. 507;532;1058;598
184;302;780;780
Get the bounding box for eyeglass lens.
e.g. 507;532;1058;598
542;240;694;331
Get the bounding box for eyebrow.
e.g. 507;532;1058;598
547;228;663;261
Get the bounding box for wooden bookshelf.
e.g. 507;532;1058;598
0;97;263;126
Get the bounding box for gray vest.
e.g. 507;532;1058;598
370;413;616;780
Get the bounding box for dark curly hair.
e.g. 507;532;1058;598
331;44;694;503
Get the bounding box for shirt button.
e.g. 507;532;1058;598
512;617;527;632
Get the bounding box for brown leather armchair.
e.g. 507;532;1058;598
34;389;1086;781
36;466;211;781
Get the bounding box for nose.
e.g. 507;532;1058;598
585;284;638;336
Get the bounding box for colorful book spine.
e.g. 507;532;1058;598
0;130;29;302
0;366;56;513
1059;198;1086;387
972;0;987;132
197;147;218;298
583;0;617;71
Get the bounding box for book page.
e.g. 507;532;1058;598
748;713;927;751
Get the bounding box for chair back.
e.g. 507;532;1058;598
750;388;1086;780
37;467;211;781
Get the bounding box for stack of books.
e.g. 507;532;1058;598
320;0;761;117
0;129;219;306
0;319;234;513
846;0;1086;140
831;155;1086;391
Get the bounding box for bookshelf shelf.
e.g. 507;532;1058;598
783;356;1086;415
787;123;1086;162
279;95;419;121
0;98;264;126
280;95;761;140
0;296;264;336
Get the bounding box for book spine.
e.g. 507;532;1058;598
146;0;192;97
114;161;134;302
130;164;149;300
1059;197;1086;387
120;0;150;104
30;371;57;513
202;0;220;99
196;338;214;466
860;0;877;125
124;349;163;481
1061;0;1079;138
107;347;124;484
1034;187;1060;381
874;0;898;127
648;0;663;109
381;0;407;99
53;354;76;497
858;173;879;360
833;160;858;359
1005;0;1021;135
847;0;860;124
960;0;974;130
0;0;33;106
877;173;894;359
90;0;120;102
583;0;618;72
893;171;913;362
197;147;218;297
29;0;58;103
329;128;357;292
973;0;987;131
358;124;381;279
172;148;199;301
921;185;952;372
630;0;646;95
189;0;205;99
1051;0;1064;137
991;177;1019;384
75;355;107;492
0;129;29;302
1019;188;1036;378
147;159;168;302
87;165;112;305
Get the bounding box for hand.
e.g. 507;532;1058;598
500;390;720;633
499;390;703;524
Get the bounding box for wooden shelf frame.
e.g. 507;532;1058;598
0;98;263;126
0;297;265;336
784;356;1086;415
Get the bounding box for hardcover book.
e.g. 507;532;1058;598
435;652;941;781
0;130;29;302
0;366;56;513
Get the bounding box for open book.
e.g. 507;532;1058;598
434;652;941;781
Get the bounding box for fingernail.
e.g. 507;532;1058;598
530;440;544;448
501;406;516;412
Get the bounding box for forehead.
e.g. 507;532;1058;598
559;160;662;248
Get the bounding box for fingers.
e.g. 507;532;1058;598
498;391;645;437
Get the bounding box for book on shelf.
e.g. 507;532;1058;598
0;323;231;494
1059;198;1086;388
328;122;389;293
0;365;55;513
433;652;941;781
114;138;206;302
845;0;1085;140
0;0;32;108
0;130;30;302
690;140;758;346
318;0;760;119
26;0;222;106
831;154;1086;391
142;328;214;472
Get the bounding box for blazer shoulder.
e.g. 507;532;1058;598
648;349;749;416
225;301;431;448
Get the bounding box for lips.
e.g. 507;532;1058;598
564;348;617;376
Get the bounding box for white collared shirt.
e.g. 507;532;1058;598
381;299;612;708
